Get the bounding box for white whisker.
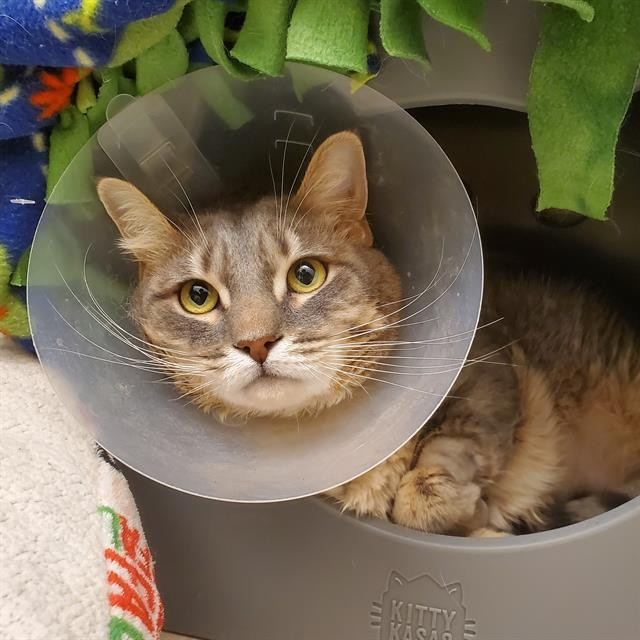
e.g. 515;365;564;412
162;158;208;248
278;121;295;237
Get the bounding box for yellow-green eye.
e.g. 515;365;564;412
287;259;327;294
179;280;218;314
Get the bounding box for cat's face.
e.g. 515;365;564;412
97;132;402;417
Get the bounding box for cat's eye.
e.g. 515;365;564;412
287;259;327;294
179;280;219;314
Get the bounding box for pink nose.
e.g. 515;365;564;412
235;335;281;364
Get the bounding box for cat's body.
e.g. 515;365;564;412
97;131;640;536
329;273;640;535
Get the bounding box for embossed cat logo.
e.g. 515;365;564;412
370;571;476;640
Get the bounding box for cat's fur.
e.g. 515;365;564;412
329;275;640;535
98;131;640;536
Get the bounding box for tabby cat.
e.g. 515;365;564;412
97;131;640;536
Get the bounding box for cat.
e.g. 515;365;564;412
97;131;640;536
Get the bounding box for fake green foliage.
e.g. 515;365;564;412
380;0;429;66
417;0;490;52
528;0;640;219
232;0;294;75
42;0;640;223
533;0;594;23
46;107;90;198
287;0;370;73
194;0;258;79
136;29;189;94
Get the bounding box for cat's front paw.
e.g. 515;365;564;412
326;440;416;519
327;479;394;519
391;467;483;534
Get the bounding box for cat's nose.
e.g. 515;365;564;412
235;335;282;364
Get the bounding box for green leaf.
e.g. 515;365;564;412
380;0;430;65
135;29;189;95
533;0;594;22
9;248;30;287
287;0;370;74
194;0;258;79
109;0;191;67
528;0;640;219
231;0;294;76
417;0;490;51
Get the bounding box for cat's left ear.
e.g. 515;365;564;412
294;131;372;246
97;178;179;265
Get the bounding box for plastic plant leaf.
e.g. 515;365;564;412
417;0;490;52
528;0;640;219
380;0;430;65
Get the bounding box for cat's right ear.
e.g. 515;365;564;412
97;178;178;265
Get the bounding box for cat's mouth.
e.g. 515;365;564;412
241;371;309;405
246;370;292;386
216;361;336;415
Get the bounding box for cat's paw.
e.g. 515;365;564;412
326;441;416;519
391;467;482;534
327;480;394;519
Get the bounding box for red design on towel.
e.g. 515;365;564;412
104;513;164;639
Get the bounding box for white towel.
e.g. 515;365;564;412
0;339;164;640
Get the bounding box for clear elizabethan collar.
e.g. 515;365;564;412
28;64;482;502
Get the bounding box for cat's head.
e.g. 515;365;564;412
97;132;402;417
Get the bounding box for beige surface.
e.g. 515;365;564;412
161;633;198;640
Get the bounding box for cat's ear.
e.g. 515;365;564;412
97;178;178;264
294;131;372;246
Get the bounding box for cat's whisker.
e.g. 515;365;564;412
314;363;468;400
41;346;171;374
325;355;514;377
322;336;471;351
330;355;517;369
49;284;205;375
325;238;446;340
324;263;474;346
268;150;280;231
320;340;518;364
173;377;213;402
320;352;469;362
287;174;325;234
325;225;477;347
46;298;165;366
323;355;506;370
301;361;359;397
162;158;209;248
325;360;470;378
154;193;200;250
324;317;504;350
164;208;200;250
79;252;199;359
70;293;202;371
291;196;356;237
282;126;322;238
278;121;296;238
314;362;369;397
